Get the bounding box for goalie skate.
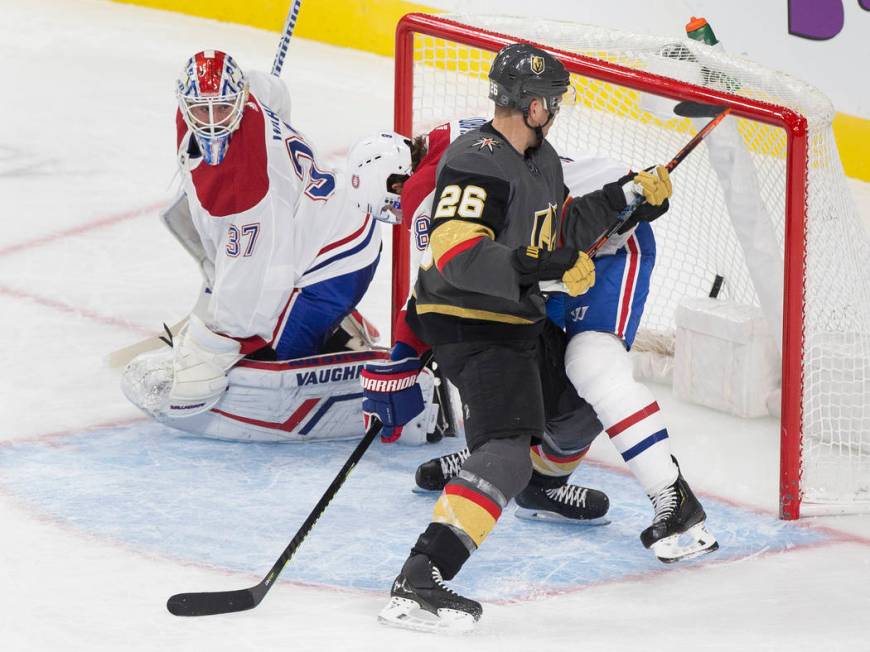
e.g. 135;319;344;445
378;555;481;634
641;457;719;563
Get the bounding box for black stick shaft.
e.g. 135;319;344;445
167;417;383;616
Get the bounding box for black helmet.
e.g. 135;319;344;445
488;43;570;114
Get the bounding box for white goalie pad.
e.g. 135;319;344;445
155;350;390;442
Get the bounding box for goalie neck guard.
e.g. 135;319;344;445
176;50;249;166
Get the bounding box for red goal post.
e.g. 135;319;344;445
391;13;870;519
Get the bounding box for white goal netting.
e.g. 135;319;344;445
396;14;870;516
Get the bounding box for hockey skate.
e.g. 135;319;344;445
378;555;482;633
514;481;610;525
641;457;719;563
413;448;469;493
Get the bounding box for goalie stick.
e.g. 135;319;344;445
541;107;731;292
271;0;303;77
106;318;185;369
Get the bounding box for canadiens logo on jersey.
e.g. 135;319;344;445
473;137;500;152
352;174;360;189
530;55;545;74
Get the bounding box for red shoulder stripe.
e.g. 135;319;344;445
190;97;269;217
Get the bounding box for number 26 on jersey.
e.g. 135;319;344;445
434;184;487;219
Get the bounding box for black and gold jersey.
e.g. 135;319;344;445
409;121;626;345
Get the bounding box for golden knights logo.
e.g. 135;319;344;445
473;137;500;152
530;55;545;75
530;203;558;250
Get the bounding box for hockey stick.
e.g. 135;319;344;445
585;107;733;256
540;108;731;294
106;318;186;369
167;350;433;616
167;416;384;616
271;0;303;77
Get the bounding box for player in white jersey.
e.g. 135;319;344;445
121;50;412;443
368;117;717;563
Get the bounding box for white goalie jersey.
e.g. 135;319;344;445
176;80;381;353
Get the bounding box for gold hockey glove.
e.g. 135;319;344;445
633;165;672;206
561;251;596;297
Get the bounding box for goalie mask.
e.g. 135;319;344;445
177;50;249;166
346;132;413;224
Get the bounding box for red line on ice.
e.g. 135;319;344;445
0;200;165;258
0;285;153;335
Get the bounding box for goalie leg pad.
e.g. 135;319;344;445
156;350;389;442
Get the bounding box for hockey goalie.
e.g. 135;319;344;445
120;50;434;444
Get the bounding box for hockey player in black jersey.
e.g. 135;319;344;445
372;42;675;633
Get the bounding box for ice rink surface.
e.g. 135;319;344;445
2;1;870;650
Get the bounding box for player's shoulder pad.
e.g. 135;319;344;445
439;129;511;179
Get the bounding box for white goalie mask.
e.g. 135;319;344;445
176;50;249;166
346;132;413;224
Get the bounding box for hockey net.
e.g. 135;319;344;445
392;14;870;518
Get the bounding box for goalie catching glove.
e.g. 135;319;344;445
512;246;596;297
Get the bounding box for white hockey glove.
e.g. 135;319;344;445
165;315;244;418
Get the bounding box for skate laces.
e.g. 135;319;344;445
440;449;469;478
650;484;679;523
546;484;588;507
430;565;458;596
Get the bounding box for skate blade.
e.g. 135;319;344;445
514;506;610;526
411;485;443;495
378;597;476;634
651;521;719;563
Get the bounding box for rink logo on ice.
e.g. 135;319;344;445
297;365;362;386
